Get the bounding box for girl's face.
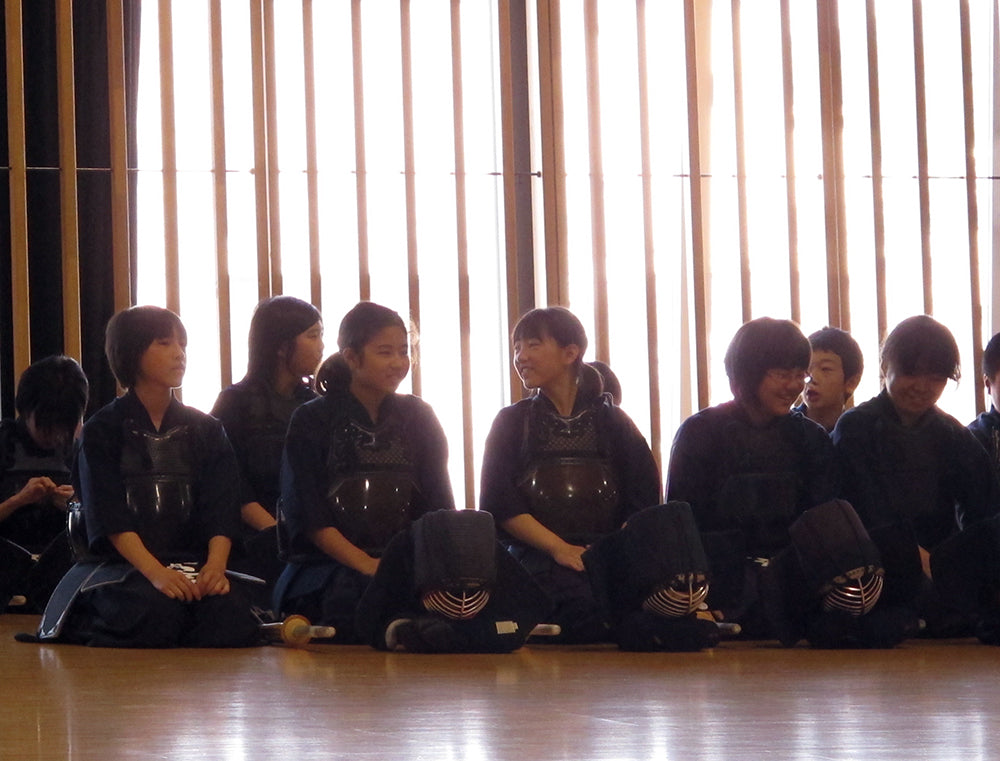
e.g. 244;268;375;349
884;364;947;425
744;367;807;424
287;320;325;378
348;325;410;399
137;329;187;391
512;333;579;392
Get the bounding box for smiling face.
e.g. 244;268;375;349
884;364;947;426
512;333;579;395
347;325;410;402
136;329;187;392
743;367;807;424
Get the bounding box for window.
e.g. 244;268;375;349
131;1;1000;503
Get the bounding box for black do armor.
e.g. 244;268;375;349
413;509;497;620
518;405;620;544
325;419;421;554
119;422;196;559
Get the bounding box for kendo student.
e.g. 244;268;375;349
795;326;864;433
0;356;88;613
33;306;259;648
480;307;718;651
211;295;323;607
835;315;1000;643
666;317;912;648
273;302;455;642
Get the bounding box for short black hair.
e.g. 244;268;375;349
105;305;187;389
15;355;89;435
982;332;1000;380
880;315;960;382
808;326;864;381
724;317;810;399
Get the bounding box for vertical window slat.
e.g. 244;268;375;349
56;0;82;358
959;0;985;413
911;0;933;314
536;0;569;305
731;0;752;322
685;0;711;409
157;0;181;314
209;0;232;388
106;0;132;313
352;0;371;300
865;0;888;341
250;0;271;300
263;0;282;296
6;0;30;377
817;0;849;329
450;0;475;509
302;0;321;310
583;0;609;359
635;0;662;470
779;0;801;324
399;0;421;395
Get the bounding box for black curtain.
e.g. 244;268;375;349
0;0;140;418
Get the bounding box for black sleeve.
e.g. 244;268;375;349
478;405;529;524
409;398;456;513
607;405;661;519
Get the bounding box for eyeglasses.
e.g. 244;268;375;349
765;369;809;384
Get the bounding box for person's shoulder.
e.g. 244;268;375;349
211;378;256;413
968;408;1000;435
394;393;441;420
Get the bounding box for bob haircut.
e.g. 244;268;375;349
15;355;89;434
808;326;864;382
880;315;960;383
512;307;588;364
316;302;407;395
104;305;187;389
246;295;321;384
724;317;810;399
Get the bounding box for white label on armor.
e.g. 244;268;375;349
495;620;519;635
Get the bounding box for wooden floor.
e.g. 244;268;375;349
3;613;998;761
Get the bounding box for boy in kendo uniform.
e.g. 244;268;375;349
0;356;88;612
667;317;914;648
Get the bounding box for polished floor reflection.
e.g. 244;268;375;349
3;613;997;761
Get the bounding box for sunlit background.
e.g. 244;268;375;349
134;1;998;506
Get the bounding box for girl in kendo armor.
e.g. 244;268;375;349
36;306;259;647
211;296;323;605
479;307;667;645
273;302;455;641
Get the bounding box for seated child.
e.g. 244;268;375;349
274;302;455;642
667;317;909;647
480;307;715;650
833;315;1000;640
211;295;323;606
0;356;88;612
796;326;864;433
35;306;259;647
